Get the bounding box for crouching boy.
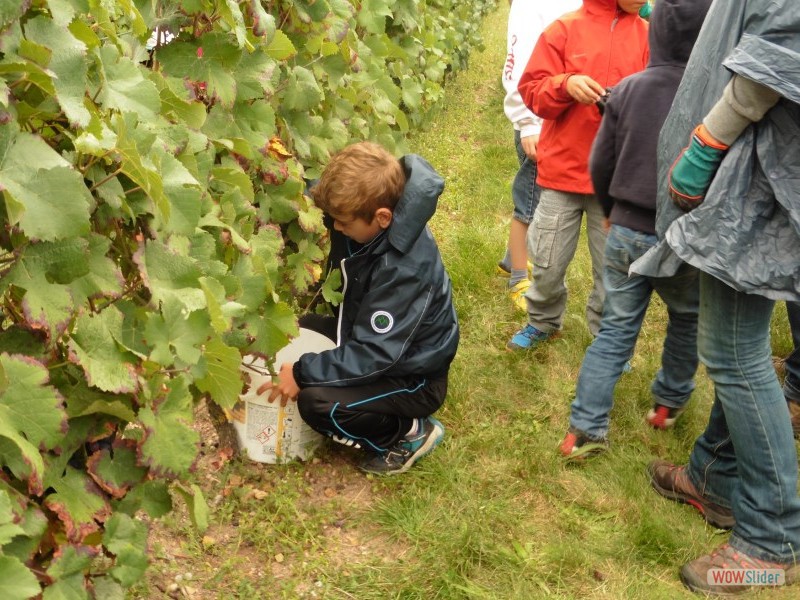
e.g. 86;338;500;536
259;141;460;475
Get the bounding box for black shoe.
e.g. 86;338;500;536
359;417;444;475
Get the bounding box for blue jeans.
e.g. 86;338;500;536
570;225;699;438
687;274;800;563
511;130;540;224
784;301;800;403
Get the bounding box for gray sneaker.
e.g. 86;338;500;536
360;417;444;475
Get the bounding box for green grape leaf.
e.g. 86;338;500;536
357;0;392;33
67;310;139;394
173;483;208;533
0;490;26;545
0;353;67;450
281;65;323;111
102;513;149;587
42;545;92;600
0;2;27;30
321;268;344;306
135;240;206;312
0;555;40;600
67;233;125;306
199;276;230;334
1;503;48;564
138;376;198;478
95;45;160;120
88;578;123;600
111;113;170;220
74;114;118;156
143;299;209;366
44;466;111;543
211;165;254;202
265;30;296;61
159;84;207;129
246;301;298;356
114;480;172;519
0;127;92;241
194;337;242;409
86;440;146;499
23;16;90;127
156;33;241;108
7;268;73;340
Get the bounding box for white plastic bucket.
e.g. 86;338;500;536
231;327;335;464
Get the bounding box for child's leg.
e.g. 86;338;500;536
296;374;447;454
509;130;539;278
582;197;609;336
524;188;585;333
569;225;653;438
649;263;700;416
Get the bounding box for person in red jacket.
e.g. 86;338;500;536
507;0;649;350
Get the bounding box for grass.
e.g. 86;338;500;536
135;4;796;599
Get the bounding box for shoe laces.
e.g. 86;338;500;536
711;544;783;570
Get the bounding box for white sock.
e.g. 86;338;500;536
406;418;422;437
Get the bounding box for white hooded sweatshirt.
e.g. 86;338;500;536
502;0;582;138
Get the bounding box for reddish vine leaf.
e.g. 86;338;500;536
86;440;147;500
44;467;112;543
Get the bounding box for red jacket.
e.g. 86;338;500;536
519;0;649;194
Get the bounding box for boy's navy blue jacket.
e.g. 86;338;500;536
295;155;459;388
589;0;712;234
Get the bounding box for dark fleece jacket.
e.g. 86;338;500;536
589;0;712;233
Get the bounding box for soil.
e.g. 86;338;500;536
139;402;400;599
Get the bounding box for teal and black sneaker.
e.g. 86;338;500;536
360;417;444;475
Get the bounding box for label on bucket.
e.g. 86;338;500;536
233;328;335;464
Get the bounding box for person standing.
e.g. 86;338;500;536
507;0;649;350
498;0;580;310
634;0;800;593
559;0;711;459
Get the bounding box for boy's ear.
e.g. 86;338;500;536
374;207;393;229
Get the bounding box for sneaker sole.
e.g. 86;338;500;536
648;466;735;530
679;565;741;596
398;417;444;474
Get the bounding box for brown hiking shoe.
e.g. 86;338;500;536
647;460;735;529
680;543;799;595
789;400;800;439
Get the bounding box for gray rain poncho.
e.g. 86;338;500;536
632;0;800;301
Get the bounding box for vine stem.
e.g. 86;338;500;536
89;168;123;192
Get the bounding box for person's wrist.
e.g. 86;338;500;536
693;124;729;152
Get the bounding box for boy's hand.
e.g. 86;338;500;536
669;124;729;212
521;134;539;161
256;362;300;407
565;75;606;105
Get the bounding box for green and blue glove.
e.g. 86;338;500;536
638;1;652;19
669;124;729;212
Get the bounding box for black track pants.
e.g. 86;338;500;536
296;374;447;453
296;315;447;452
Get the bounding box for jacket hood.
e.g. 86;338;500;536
387;155;445;253
647;0;712;67
583;0;624;17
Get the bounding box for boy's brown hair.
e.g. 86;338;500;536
311;141;406;222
